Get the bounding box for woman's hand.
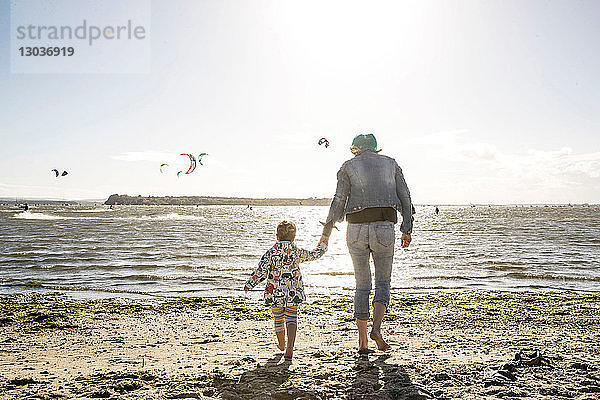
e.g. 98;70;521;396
401;233;411;248
318;235;329;246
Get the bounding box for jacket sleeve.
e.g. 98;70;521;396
244;251;271;290
323;164;350;234
298;242;328;263
395;164;413;234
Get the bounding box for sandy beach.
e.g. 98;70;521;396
1;291;599;399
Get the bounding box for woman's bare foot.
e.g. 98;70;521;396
369;332;391;351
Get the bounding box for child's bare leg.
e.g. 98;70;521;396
284;306;298;359
272;307;285;351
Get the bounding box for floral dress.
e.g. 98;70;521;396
244;241;327;307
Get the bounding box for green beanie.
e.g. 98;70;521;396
351;134;378;151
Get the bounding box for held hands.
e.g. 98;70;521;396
401;233;412;248
318;235;329;247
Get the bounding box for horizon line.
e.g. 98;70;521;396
1;195;597;207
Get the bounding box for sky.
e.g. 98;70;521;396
0;0;599;204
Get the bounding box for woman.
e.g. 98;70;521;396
319;133;413;353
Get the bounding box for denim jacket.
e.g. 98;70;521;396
325;150;413;234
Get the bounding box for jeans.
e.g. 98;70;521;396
346;221;395;320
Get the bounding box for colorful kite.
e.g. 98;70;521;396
180;153;197;174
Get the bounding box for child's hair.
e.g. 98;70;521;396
276;220;296;241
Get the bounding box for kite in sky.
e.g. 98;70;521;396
161;152;207;177
51;169;68;177
180;153;197;174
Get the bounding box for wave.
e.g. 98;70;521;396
113;274;231;284
485;264;528;271
29;264;85;270
315;271;354;276
71;208;114;213
412;273;600;283
505;272;600;282
133;213;205;221
13;211;67;220
129;264;251;272
197;253;257;259
29;264;160;271
130;264;167;270
114;274;194;282
25;264;249;272
12;212;204;221
413;275;476;281
7;282;163;297
90;213;206;221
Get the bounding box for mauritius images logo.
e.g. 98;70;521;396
10;0;151;73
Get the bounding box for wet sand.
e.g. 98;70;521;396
1;292;599;399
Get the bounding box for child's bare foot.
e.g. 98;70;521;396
358;347;375;355
284;348;293;360
369;332;391;351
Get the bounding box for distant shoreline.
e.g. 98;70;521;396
103;194;332;206
0;196;597;207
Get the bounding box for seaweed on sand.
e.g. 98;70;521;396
74;370;157;398
0;293;272;331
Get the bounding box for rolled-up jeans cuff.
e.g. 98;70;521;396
354;312;369;321
372;299;389;309
373;279;391;309
373;292;390;309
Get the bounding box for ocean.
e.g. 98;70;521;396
1;204;598;299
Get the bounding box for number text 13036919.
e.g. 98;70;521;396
19;47;75;56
